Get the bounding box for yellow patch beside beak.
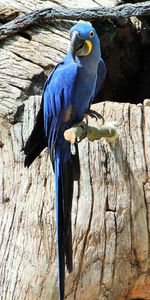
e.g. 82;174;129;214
85;40;93;55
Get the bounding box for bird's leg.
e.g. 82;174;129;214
86;108;105;124
64;120;88;144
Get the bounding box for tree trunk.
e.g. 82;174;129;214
0;1;150;299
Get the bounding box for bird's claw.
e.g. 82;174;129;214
76;122;88;143
86;109;104;124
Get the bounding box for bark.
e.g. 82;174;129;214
0;1;150;41
0;1;150;300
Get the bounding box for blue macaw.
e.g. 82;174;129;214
24;22;106;300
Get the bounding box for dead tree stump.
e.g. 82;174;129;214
0;1;150;299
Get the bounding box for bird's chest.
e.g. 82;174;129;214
71;72;96;121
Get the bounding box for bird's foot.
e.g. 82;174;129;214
76;121;88;143
86;109;104;124
64;121;87;144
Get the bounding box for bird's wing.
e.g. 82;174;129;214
43;61;78;162
24;104;47;167
43;61;79;300
23;64;60;167
93;57;107;102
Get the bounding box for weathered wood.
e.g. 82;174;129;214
0;23;69;121
2;28;69;68
0;1;150;41
1;99;150;299
0;1;150;299
0;6;19;22
0;47;44;122
0;0;59;13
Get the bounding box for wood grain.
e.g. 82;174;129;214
0;1;150;299
1;99;150;299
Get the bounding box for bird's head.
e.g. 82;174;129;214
69;22;100;61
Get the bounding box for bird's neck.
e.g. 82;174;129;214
74;47;101;74
66;48;101;75
77;55;99;75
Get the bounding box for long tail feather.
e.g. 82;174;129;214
24;136;47;167
63;160;73;273
55;152;65;300
23;106;47;167
54;143;80;299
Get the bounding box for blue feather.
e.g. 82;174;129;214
25;22;106;300
55;150;65;300
93;58;107;100
42;23;106;300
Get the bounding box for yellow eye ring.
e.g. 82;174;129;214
89;31;94;38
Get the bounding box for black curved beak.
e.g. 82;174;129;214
70;31;84;61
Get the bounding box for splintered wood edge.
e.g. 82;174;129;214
64;121;120;144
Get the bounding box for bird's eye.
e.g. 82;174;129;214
89;31;94;38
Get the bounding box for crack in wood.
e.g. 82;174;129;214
143;183;150;257
73;142;95;299
0;141;4;148
73;180;80;230
112;213;117;284
99;210;106;287
5;204;16;262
